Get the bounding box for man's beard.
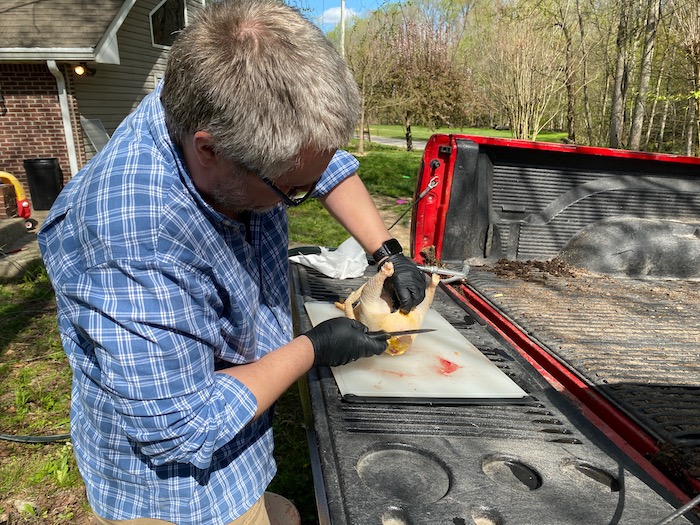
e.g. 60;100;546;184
210;174;278;214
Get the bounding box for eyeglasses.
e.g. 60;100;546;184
257;174;320;207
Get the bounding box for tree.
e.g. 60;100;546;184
479;2;566;140
575;0;594;144
670;0;700;155
628;0;662;150
344;12;408;154
344;0;476;151
334;0;699;156
609;0;636;148
528;0;581;142
395;0;476;149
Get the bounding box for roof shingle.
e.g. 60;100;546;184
0;0;125;49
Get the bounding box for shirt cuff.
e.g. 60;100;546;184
313;149;359;197
186;373;259;469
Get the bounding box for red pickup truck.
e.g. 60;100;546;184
291;135;699;524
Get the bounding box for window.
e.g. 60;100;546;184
150;0;185;48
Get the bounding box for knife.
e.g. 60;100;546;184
366;328;436;339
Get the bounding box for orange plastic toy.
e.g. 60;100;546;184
0;171;33;229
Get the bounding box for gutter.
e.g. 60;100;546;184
0;48;95;61
94;0;137;65
46;60;79;177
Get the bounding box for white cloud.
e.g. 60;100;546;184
319;6;358;26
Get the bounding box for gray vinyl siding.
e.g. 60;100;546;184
74;0;206;144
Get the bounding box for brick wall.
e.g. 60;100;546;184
0;63;86;208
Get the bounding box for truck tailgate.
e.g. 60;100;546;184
291;263;697;524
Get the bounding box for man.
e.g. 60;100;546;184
38;1;425;524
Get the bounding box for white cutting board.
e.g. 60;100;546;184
304;302;528;402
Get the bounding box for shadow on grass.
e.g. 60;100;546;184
270;384;319;525
0;261;57;360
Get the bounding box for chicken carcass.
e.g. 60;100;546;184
336;261;440;355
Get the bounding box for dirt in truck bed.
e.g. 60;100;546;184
491;257;577;280
460;259;700;497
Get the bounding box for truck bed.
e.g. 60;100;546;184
460;260;700;496
292;263;698;524
410;133;700;502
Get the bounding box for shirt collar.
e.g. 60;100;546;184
149;82;248;229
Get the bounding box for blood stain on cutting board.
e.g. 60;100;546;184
437;357;461;375
378;369;414;378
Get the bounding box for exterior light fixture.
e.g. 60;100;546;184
73;62;96;77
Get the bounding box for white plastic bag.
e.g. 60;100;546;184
289;236;368;279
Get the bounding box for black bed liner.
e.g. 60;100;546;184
460;261;700;498
291;263;697;525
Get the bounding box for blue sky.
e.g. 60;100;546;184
289;0;382;31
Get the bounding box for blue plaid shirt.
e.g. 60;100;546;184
38;84;358;524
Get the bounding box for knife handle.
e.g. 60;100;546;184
366;331;391;340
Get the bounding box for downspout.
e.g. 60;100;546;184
47;60;79;176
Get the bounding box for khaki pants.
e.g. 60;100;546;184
93;494;272;525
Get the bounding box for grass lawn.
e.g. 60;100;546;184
368;123;568;143
0;263;87;523
288;140;422;248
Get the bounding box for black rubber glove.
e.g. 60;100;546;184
382;253;426;314
305;318;388;367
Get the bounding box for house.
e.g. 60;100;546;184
0;0;206;216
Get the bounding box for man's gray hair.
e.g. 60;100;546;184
161;0;360;180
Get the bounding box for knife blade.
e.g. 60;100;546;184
366;328;436;339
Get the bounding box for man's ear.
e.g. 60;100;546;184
191;131;218;168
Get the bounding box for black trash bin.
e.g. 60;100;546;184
23;158;64;210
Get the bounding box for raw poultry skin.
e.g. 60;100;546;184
336;261;440;355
